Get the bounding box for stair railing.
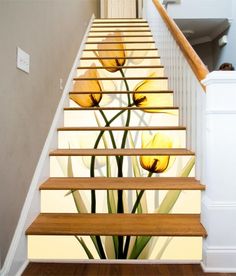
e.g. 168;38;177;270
145;0;209;179
146;0;236;272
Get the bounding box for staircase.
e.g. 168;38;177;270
26;18;206;261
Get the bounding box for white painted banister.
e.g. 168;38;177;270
145;0;236;272
144;0;207;180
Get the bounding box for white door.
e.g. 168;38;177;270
100;0;137;18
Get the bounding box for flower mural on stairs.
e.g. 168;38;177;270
52;28;198;260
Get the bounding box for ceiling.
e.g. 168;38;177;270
174;18;230;45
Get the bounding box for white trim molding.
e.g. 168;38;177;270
201;71;236;272
0;15;95;276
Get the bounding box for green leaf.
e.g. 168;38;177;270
95;113;118;258
157;157;195;213
155;237;172;259
129;236;150;259
67;154;88;213
129;157;195;259
129;132;148;213
75;236;94;259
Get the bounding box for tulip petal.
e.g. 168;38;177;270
70;64;102;107
96;31;126;72
140;132;173;174
133;72;174;113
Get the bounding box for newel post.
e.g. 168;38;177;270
201;71;236;272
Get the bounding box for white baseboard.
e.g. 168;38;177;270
0;15;95;276
201;196;236;273
29;259;201;264
15;260;29;276
201;246;236;273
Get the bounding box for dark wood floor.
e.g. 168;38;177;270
22;263;236;276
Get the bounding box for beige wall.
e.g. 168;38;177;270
0;0;99;267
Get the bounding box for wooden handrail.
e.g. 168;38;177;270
152;0;209;90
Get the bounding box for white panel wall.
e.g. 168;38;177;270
166;0;233;19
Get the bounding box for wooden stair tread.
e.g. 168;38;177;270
26;213;206;237
94;18;146;20
49;148;194;156
40;177;205;191
92;21;148;24
73;76;165;81
57;126;185;131
91;25;149;28
86;41;154;44
80;56;159;60
88;35;153;38
64;106;178;111
77;65;163;69
89;30;151;33
83;48;157;51
69;90;172;94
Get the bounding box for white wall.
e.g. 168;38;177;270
212;1;236;68
166;0;233;19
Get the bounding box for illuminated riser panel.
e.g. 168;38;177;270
81;52;160;62
79;57;161;66
41;189;200;214
64;109;179;127
91;23;149;27
71;78;168;94
50;156;195;178
57;130;186;149
86;37;154;43
76;66;164;78
88;31;152;35
90;27;150;32
84;43;157;50
28;236;202;260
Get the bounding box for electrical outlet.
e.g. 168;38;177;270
17;47;30;73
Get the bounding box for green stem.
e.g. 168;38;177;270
89;104;135;259
90;108;120;213
117;70;131;211
90;107;122;260
116;69;132;259
123;172;153;258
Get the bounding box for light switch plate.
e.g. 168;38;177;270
17;47;30;73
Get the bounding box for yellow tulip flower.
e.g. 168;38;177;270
140;133;173;173
133;72;172;112
95;31;126;72
70;64;102;107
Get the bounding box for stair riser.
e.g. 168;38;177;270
76;67;164;77
89;31;152;36
64;109;179;127
81;50;160;58
91;23;149;26
28;236;203;260
86;37;153;43
69;98;173;111
90;27;150;32
49;156;195;177
79;57;161;67
84;44;157;50
57;130;186;149
40;190;201;214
